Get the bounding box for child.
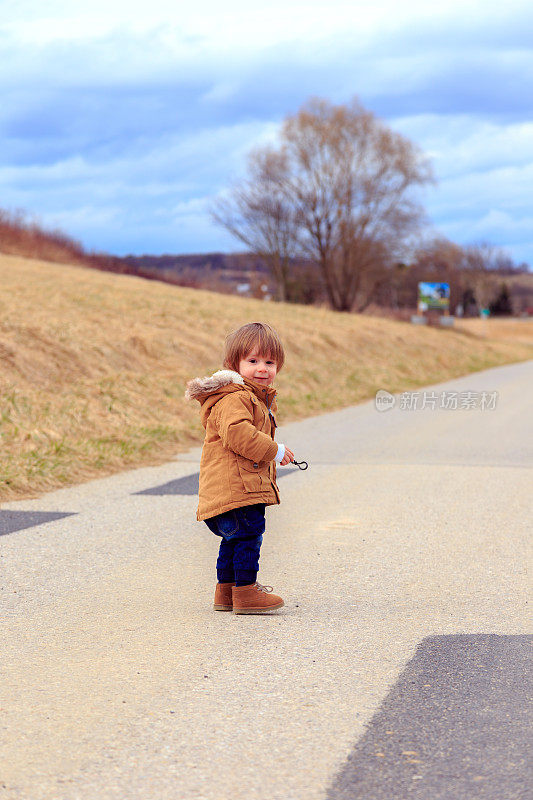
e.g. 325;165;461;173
185;322;294;614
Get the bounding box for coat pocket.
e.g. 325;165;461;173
237;457;265;493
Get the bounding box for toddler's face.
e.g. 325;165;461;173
238;351;278;386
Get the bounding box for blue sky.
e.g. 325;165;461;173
1;0;532;264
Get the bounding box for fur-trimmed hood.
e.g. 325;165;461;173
185;369;276;406
184;369;245;401
185;368;277;431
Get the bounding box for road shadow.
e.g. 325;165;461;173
326;634;531;800
134;467;300;496
0;510;76;536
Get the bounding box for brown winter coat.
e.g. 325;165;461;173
185;370;281;521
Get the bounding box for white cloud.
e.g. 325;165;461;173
49;204;121;231
393;116;533;177
3;0;530;57
433;162;533;214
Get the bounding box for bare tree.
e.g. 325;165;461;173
213;97;434;311
212;148;301;302
462;243;513;312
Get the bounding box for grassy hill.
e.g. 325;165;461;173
1;253;532;502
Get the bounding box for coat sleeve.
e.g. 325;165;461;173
213;393;278;462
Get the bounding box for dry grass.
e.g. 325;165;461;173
454;317;533;345
1;253;532;503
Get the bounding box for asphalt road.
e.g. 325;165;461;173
1;360;531;800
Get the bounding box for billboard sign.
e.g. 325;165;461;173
418;282;450;312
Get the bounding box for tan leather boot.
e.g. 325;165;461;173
214;582;235;611
232;583;284;614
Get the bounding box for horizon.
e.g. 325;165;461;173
118;249;531;271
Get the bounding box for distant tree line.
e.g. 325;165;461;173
403;238;529;317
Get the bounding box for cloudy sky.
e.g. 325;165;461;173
1;0;532;263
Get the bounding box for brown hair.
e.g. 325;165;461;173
223;322;285;373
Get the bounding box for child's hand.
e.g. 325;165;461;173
280;446;295;466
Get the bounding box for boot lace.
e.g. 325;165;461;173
254;582;273;593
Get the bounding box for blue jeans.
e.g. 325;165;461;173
204;504;266;585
